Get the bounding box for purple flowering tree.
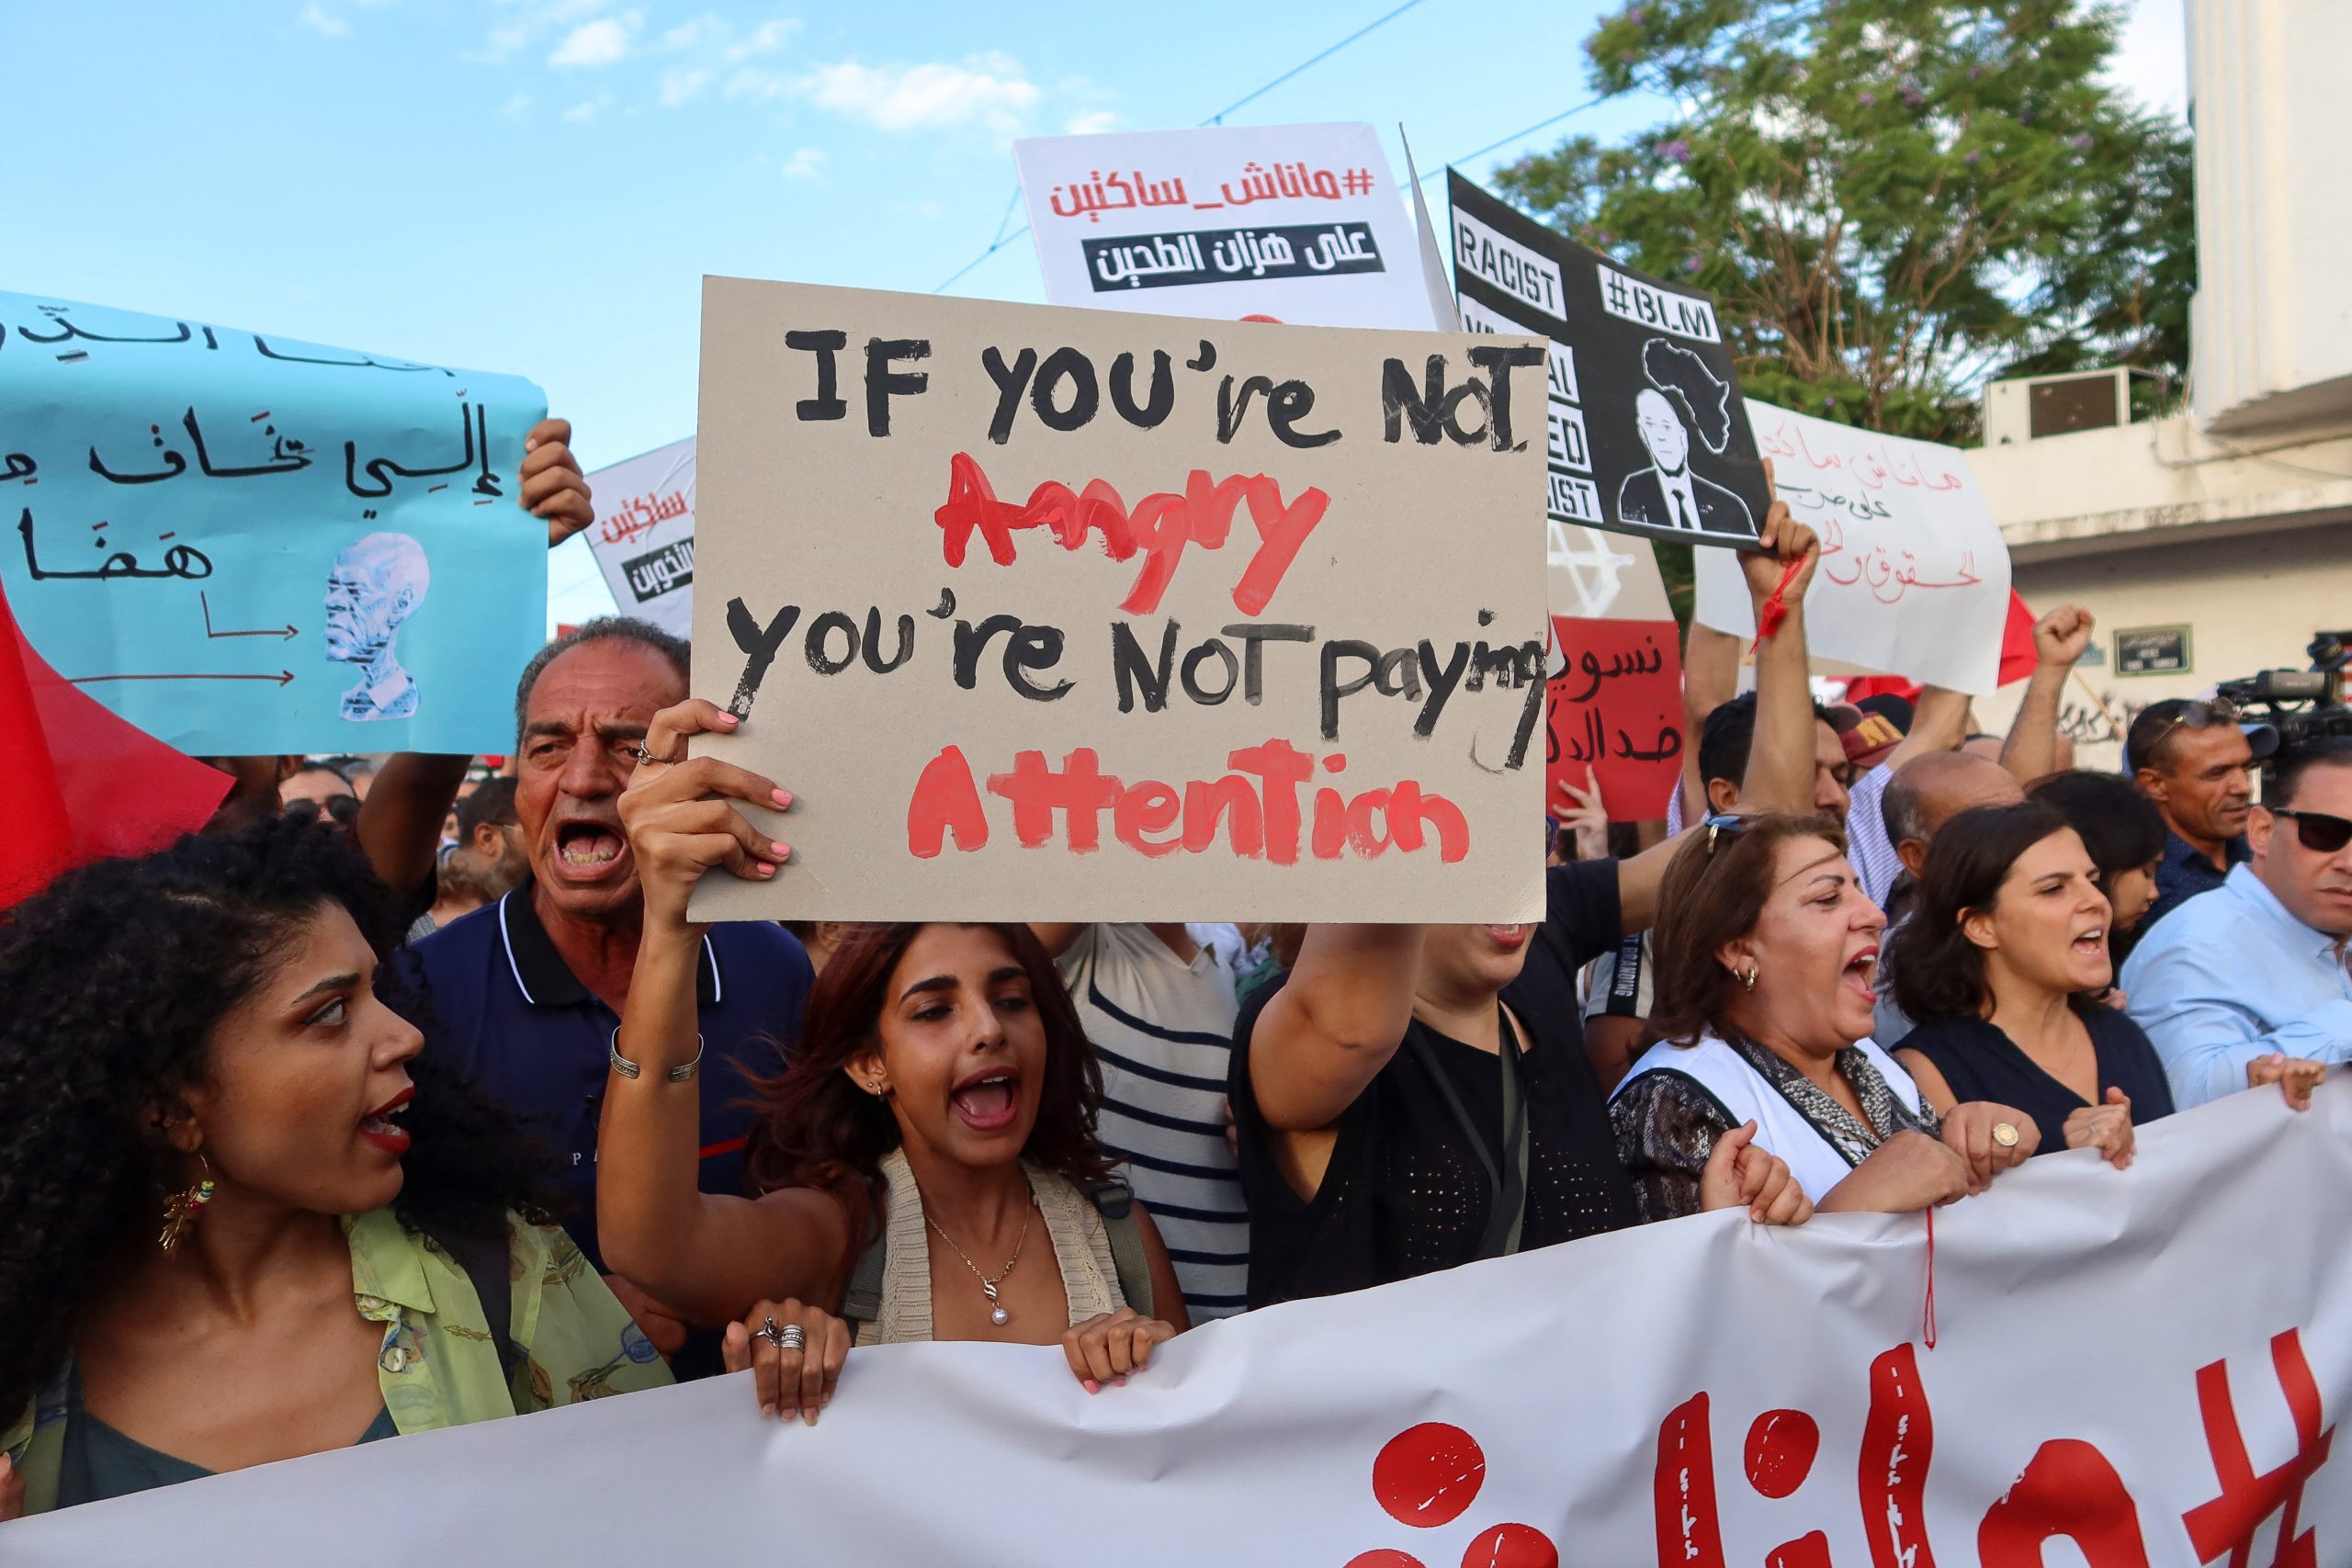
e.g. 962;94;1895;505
1495;0;2192;445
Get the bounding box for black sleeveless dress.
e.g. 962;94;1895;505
1896;1006;2176;1154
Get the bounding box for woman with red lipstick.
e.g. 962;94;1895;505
1613;813;2042;1220
597;700;1187;1421
0;821;669;1518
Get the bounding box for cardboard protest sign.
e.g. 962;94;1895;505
1016;124;1437;330
689;278;1549;921
0;292;547;755
1545;616;1682;822
1447;173;1767;551
1692;400;2013;693
585;436;695;639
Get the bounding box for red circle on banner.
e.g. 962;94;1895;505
1345;1553;1429;1568
1460;1523;1559;1568
1373;1423;1487;1528
1744;1408;1821;1499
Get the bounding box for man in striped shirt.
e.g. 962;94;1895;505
1033;922;1250;1320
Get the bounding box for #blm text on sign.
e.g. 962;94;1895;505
1447;174;1769;552
688;278;1548;922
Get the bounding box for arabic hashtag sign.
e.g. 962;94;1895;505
1016;123;1441;332
0;291;548;754
1544;616;1682;823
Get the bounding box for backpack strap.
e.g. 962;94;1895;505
1087;1178;1155;1320
840;1229;888;1327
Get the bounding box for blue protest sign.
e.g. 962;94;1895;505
0;292;547;755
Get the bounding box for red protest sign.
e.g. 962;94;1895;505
1546;616;1683;823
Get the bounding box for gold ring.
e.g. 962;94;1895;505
1991;1122;2020;1148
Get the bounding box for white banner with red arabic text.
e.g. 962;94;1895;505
16;1080;2350;1566
1694;401;2012;693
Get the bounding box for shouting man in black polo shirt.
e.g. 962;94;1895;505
397;617;813;1375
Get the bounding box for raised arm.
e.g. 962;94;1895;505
355;419;598;905
598;698;854;1325
1891;685;1969;770
2000;605;2094;782
1679;622;1742;823
1730;468;1823;816
1244;923;1424;1132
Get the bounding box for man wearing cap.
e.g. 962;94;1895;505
2128;697;2280;933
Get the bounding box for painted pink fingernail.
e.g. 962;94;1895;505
756;863;777;877
771;787;792;807
770;841;791;858
718;712;741;726
1081;1379;1100;1395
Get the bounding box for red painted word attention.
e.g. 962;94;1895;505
905;739;1468;864
931;452;1329;616
1343;1330;2331;1568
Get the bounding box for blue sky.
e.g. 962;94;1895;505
2;0;2184;625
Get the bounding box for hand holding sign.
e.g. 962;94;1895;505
521;418;596;549
615;699;792;932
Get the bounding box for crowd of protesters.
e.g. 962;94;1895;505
0;428;2341;1519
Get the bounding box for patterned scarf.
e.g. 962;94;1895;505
1727;1034;1940;1168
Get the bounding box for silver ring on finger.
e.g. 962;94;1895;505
758;1314;791;1349
778;1323;808;1351
626;742;687;766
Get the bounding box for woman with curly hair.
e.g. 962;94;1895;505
595;699;1187;1424
0;820;669;1518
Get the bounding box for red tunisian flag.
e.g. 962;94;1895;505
0;577;232;906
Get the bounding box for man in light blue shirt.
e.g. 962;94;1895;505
2123;738;2352;1107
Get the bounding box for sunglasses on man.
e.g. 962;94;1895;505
2273;808;2352;856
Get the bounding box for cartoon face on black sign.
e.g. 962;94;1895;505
1447;171;1768;550
1616;342;1754;538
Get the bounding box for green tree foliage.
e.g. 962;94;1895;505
1496;1;2194;444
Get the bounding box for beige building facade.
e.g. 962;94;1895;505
1967;0;2352;770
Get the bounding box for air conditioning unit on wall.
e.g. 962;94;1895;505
1982;367;2131;446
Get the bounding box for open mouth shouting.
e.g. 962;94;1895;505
550;818;630;883
1841;945;1879;1002
949;1067;1022;1134
358;1085;414;1156
2070;924;2108;962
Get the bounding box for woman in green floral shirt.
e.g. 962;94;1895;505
0;821;669;1519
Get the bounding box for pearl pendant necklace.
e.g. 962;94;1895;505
925;1199;1033;1328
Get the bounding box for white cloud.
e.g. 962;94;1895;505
499;90;535;120
796;51;1039;135
561;93;614;121
297;3;349;36
1065;109;1119;136
662;12;721;51
660;66;713;106
548;13;637;69
726;17;797;62
725;66;792;101
780;147;826;180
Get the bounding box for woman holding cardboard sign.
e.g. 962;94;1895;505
597;699;1187;1421
1227;497;1826;1309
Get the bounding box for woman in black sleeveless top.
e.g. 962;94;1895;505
1228;860;1814;1309
1885;802;2173;1162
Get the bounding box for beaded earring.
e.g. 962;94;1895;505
158;1157;217;1254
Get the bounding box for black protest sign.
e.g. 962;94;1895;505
1446;172;1767;550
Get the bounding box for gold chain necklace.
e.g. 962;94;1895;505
923;1201;1033;1326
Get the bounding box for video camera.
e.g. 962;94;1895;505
2214;632;2352;757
